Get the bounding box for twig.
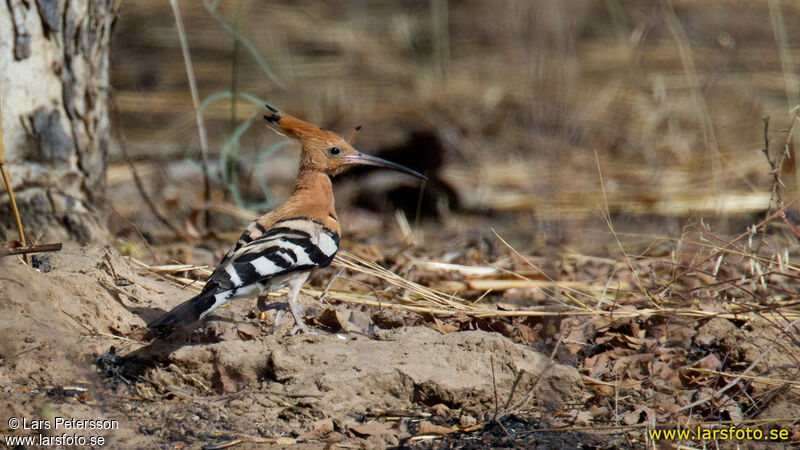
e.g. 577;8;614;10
487;334;564;428
676;317;800;413
7;344;45;362
0;91;27;264
759;115;800;240
757;116;775;252
664;194;800;291
490;354;499;420
501;369;525;411
169;0;211;229
61;308;97;335
0;243;61;257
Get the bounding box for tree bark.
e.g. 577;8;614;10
0;0;116;242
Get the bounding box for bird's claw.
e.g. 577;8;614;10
270;309;284;334
286;323;317;336
268;307;317;335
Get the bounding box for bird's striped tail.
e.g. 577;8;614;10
147;291;222;338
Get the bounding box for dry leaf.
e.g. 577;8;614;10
679;354;722;388
350;421;395;438
561;317;598;354
694;354;721;371
77;391;95;404
621;406;656;425
487;319;514;337
588;405;609;418
430;316;459;334
451;423;484;433
516;323;538;343
298;418;335;441
324;431;346;449
417;421;454;436
317;308;374;334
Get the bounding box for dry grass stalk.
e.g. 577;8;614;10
332;250;473;311
169;0;211;228
686;367;800;395
431;278;631;294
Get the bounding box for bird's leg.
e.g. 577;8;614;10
271;309;285;334
256;295;288;333
286;272;314;335
256;295;271;312
256;294;289;334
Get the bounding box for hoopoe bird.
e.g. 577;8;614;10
148;105;427;337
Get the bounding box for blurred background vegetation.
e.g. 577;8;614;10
108;0;800;259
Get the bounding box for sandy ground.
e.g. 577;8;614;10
0;246;586;448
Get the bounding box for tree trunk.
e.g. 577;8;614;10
0;0;116;242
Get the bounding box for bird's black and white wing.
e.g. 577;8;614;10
148;217;339;336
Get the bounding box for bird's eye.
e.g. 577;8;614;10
328;147;341;156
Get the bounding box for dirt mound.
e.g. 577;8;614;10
155;327;582;426
0;246;582;447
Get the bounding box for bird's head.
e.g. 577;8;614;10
264;104;427;180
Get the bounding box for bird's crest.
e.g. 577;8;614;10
264;104;324;140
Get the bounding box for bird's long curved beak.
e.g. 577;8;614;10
343;153;428;181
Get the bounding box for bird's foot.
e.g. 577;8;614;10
264;305;318;335
257;297;291;333
286;322;317;336
285;300;317;335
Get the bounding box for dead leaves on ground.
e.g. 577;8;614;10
327;232;800;436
